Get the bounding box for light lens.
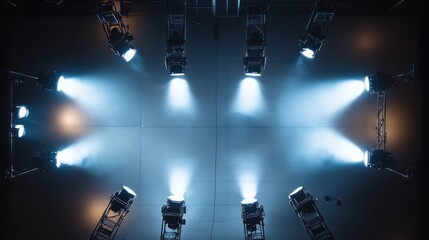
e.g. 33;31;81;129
300;48;315;59
245;72;262;77
364;76;370;92
364;150;369;167
15;125;26;137
123;48;136;62
241;198;258;205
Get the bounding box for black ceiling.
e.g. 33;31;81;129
1;0;428;17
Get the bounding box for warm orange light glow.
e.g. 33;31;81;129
54;103;91;138
355;30;379;52
85;196;109;228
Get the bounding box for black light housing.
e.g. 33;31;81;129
110;186;137;212
14;105;29;119
364;149;396;169
109;27;136;62
299;0;335;59
36;71;63;91
32;150;58;172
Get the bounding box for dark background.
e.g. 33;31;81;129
1;0;427;239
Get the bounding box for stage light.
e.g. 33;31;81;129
169;165;191;199
96;0;137;62
300;48;315;59
32;150;59;172
365;66;414;178
90;186;137;240
167;78;193;112
365;72;395;93
110;186;137;212
15;105;29;118
37;71;63;91
365;66;414;93
299;0;335;59
6;150;59;178
243;0;267;76
289;186;335;240
364;149;395;170
161;195;186;240
240;198;265;240
12;124;25;138
364;149;413;178
165;1;187;76
364;150;369;167
241;198;258;205
109;27;136;62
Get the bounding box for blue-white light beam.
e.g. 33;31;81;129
307;128;364;163
56;136;101;167
233;78;265;117
167;78;194;114
169;164;191;199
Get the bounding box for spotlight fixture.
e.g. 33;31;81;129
243;0;267;77
96;0;136;62
240;198;265;240
14;105;29;118
364;149;396;169
11;124;25;138
165;0;187;76
364;150;414;178
289;186;335;240
32;150;59;172
36;71;63;91
90;186;137;240
160;195;186;240
4;150;60;178
365;65;414;93
299;0;335;59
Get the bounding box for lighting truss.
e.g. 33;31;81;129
364;65;415;178
90;186;137;240
165;0;187;76
5;150;58;178
243;0;267;77
241;198;265;240
160;195;186;240
299;0;335;59
96;0;136;62
289;186;335;240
